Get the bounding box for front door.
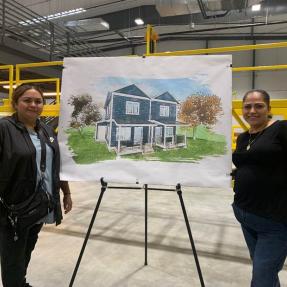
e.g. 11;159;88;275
134;127;143;144
155;126;162;144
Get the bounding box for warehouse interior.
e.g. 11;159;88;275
1;0;287;97
1;0;287;286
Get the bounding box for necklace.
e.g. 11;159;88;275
246;131;263;150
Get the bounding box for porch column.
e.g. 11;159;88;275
117;127;121;154
163;127;166;148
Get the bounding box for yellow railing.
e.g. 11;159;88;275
145;41;287;57
0;61;63;116
0;65;14;101
1;34;287;149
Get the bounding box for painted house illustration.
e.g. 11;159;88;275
95;84;187;155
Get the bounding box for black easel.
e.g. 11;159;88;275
69;178;205;287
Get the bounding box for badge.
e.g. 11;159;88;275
49;137;54;143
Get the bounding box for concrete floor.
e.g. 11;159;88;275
2;182;287;287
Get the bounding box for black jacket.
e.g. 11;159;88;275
0;114;62;225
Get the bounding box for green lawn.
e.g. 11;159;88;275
66;126;227;164
66;127;116;164
178;125;226;142
122;138;226;162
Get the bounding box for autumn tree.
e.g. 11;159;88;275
68;94;101;133
179;95;223;138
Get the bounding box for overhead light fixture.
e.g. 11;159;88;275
135;18;144;25
43;92;61;96
251;4;261;11
100;21;109;29
3;84;17;89
19;8;86;26
65;18;109;30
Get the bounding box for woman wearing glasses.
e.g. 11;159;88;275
232;89;287;287
0;84;72;287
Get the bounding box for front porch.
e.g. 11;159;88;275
114;143;154;155
155;134;187;150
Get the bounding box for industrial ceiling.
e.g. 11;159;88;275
1;0;287;62
0;0;287;96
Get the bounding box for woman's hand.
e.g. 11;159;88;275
60;181;73;214
63;194;72;214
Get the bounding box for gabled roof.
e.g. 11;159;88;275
115;84;150;99
154;92;179;103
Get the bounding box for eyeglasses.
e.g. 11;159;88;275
243;103;267;110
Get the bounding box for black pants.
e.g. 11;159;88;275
0;223;43;287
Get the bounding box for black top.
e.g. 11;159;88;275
232;120;287;223
0;114;63;225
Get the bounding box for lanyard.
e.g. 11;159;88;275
37;128;46;175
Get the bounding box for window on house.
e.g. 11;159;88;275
166;127;174;137
160;105;169;117
126;101;140;115
116;127;131;141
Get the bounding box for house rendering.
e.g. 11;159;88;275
95;84;187;155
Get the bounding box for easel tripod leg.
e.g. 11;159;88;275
144;184;148;265
176;184;205;287
69;178;108;287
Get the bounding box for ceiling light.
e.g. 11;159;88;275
251;4;261;11
19;8;86;25
135;18;144;25
65;18;109;30
3;84;17;89
101;21;109;29
43;92;61;96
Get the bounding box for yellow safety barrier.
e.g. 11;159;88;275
1;32;287;147
0;62;62;116
145;41;287;57
145;24;158;55
0;65;14;101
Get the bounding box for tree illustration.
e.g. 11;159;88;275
68;94;101;133
179;95;223;138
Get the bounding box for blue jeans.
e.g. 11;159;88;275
233;204;287;287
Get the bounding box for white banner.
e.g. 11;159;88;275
59;56;232;187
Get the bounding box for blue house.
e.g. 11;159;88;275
95;84;187;155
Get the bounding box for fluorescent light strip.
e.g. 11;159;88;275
43;92;61;96
101;21;109;29
19;8;86;26
135;18;144;25
251;4;261;11
3;84;17;89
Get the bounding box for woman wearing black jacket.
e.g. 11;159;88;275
232;89;287;287
0;84;72;287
